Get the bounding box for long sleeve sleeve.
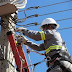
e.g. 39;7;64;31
25;40;45;51
22;29;41;41
22;29;53;41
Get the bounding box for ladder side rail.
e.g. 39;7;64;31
7;31;23;72
17;44;30;72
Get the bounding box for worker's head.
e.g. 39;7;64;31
40;18;59;31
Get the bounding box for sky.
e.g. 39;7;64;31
17;0;72;72
13;0;72;72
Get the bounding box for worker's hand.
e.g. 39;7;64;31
16;27;26;32
16;35;28;44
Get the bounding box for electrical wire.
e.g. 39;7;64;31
16;23;35;26
58;27;72;30
16;17;72;27
19;0;72;12
29;49;45;55
17;9;72;23
19;57;51;71
17;0;72;24
1;1;72;72
39;0;72;8
39;9;72;17
19;58;47;70
56;17;72;21
16;22;38;27
17;15;35;23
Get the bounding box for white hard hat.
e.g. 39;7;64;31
40;18;59;30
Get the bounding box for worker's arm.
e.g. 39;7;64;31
22;29;53;41
16;27;53;41
22;29;41;41
25;41;45;51
17;35;45;51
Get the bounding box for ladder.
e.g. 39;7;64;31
7;31;30;72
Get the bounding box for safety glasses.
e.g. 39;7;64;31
42;24;48;29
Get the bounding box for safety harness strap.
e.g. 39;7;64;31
40;31;46;40
47;60;70;72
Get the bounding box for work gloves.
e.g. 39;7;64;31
16;35;28;44
16;27;26;32
16;27;28;44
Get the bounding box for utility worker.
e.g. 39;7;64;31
16;18;72;72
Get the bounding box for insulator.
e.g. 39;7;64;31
34;22;38;25
34;14;38;17
35;6;39;9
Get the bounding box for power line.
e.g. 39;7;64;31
16;17;72;27
39;0;72;8
16;24;38;27
58;27;72;30
19;0;72;12
56;17;72;21
17;9;72;23
39;9;72;17
16;22;38;27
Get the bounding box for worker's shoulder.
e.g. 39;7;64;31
44;29;57;33
44;29;60;35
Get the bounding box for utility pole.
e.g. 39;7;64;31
0;14;17;72
0;0;27;72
